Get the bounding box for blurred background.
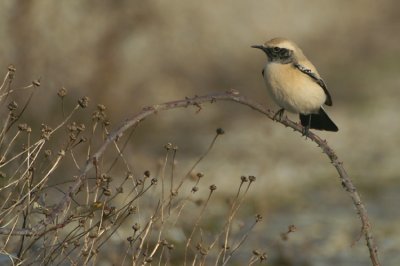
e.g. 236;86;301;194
1;0;399;265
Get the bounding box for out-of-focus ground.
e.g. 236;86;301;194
1;1;399;265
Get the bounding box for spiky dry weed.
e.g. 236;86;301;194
0;66;379;266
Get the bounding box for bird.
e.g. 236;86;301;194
251;37;338;134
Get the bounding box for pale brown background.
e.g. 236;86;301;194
1;1;399;265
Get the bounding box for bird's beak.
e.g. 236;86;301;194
251;45;265;50
251;45;271;57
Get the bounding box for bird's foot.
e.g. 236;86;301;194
273;108;285;121
302;125;310;137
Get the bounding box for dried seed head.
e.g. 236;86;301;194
240;176;248;182
92;110;103;121
103;188;111;196
77;123;85;132
68;122;77;132
132;223;140;231
103;208;111;216
216;128;225;135
102;174;112;182
255;214;263;222
196;172;204;178
18;123;29;131
209;184;217;191
164;142;173;150
8;101;18;111
288;224;297;232
9;112;17;122
78;96;89;108
97;104;106;111
198;247;206;255
144;170;150;178
128;206;137;214
41;124;53;140
58;87;67;98
8;64;16;72
89;230;98;239
199;247;208;255
249;175;256;182
69;133;77;141
81;249;89;257
191;186;199;193
151;178;158;185
260;253;268;261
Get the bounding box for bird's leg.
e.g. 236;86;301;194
272;108;285;121
302;115;311;136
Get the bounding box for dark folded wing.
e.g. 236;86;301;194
293;63;332;106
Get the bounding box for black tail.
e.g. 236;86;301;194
299;108;338;132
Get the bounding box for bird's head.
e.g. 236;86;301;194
252;38;301;64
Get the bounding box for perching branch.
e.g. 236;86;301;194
0;89;380;266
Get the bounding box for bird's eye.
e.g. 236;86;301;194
272;47;281;53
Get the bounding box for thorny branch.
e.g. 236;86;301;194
0;89;380;266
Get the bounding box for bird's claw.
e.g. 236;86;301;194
272;108;285;121
302;125;310;137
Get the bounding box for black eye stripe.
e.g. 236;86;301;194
271;47;290;56
266;47;293;64
279;48;288;56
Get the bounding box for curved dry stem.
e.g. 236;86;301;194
1;90;380;266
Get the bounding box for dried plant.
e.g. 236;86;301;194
0;66;380;266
